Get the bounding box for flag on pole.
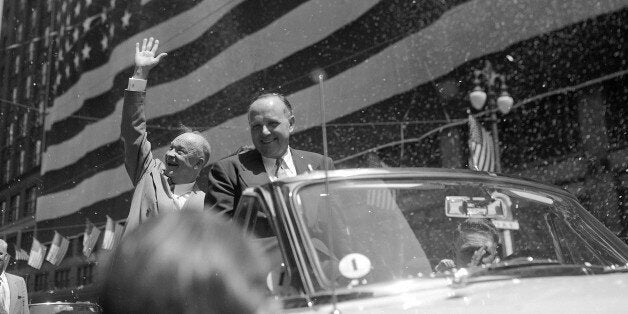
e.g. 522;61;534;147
27;239;47;269
83;220;101;257
468;114;496;172
45;231;70;266
15;248;30;261
364;152;399;211
102;216;124;250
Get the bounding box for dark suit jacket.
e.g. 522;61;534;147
121;90;205;232
205;148;333;215
5;272;28;314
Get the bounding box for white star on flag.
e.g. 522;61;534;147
121;10;131;28
82;44;91;59
109;24;115;38
101;35;108;50
74;55;80;68
75;2;82;17
73;28;79;41
65;65;71;78
83;17;93;32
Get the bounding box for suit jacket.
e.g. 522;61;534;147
4;272;28;314
205;148;333;215
121;90;205;232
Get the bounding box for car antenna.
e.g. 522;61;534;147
317;71;339;313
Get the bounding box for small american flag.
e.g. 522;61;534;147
15;248;30;261
45;231;70;266
468;114;496;172
83;220;101;257
102;216;124;250
28;239;47;269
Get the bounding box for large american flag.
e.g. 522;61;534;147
467;114;496;172
34;0;627;224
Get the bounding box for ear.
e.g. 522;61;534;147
194;157;205;169
288;115;295;133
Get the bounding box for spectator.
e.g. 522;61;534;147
101;211;278;314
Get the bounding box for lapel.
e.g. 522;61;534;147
291;148;311;174
238;150;271;188
7;274;17;313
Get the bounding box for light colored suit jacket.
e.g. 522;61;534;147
121;90;205;233
205;148;333;216
4;273;28;314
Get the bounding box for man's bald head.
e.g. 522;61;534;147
164;132;211;184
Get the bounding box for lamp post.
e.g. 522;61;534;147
469;60;514;173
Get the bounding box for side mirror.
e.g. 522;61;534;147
266;263;295;295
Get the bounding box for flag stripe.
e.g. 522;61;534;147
46;0;221;130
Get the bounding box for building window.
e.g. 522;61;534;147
24;187;36;217
33;140;42;166
4;156;12;184
75;236;84;257
54;269;71;289
7;122;15;146
77;264;94;286
20;112;29;137
18;149;26;175
8;195;20;223
21;231;33;253
41;61;48;85
31;10;38;31
34;273;48;291
36;102;45;127
25;76;32;99
14;55;20;74
0;201;6;226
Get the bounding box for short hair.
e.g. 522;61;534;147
0;239;6;252
101;211;273;314
454;218;500;246
249;92;294;117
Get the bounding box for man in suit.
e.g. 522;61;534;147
205;93;333;216
0;240;28;314
122;38;211;232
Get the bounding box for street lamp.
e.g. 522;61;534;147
468;60;514;173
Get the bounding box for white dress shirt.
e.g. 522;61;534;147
0;272;10;313
171;182;195;209
262;149;296;180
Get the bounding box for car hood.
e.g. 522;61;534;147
285;273;628;313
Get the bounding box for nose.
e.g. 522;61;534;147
165;148;175;157
261;125;271;135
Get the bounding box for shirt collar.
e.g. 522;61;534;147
173;182;195;195
261;148;293;170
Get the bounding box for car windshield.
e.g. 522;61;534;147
294;177;628;288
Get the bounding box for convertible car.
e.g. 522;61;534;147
233;168;628;313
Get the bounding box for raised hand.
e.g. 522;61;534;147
133;37;167;79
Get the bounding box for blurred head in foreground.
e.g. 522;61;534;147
101;211;275;314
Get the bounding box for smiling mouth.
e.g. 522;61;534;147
166;161;179;167
261;138;276;144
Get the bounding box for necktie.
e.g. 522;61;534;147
167;177;175;193
274;158;284;178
